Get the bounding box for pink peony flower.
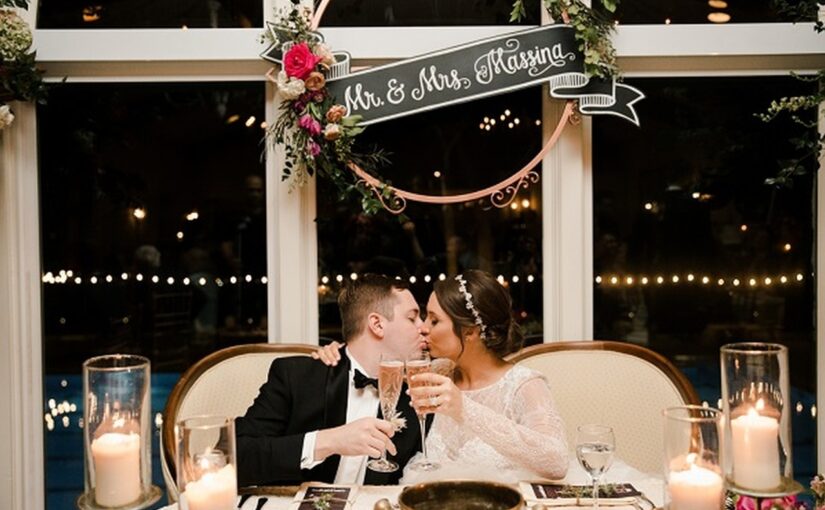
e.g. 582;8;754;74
736;495;798;510
283;43;322;80
307;140;321;157
298;115;322;136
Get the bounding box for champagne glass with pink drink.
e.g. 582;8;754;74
367;354;404;472
406;351;440;472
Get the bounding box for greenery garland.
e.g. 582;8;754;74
0;0;48;129
266;1;622;214
511;0;620;79
758;0;824;187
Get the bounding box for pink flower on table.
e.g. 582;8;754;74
307;140;321;157
283;42;322;80
298;115;322;136
736;495;798;510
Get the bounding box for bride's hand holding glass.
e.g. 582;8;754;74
408;372;463;422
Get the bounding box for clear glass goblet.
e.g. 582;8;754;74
575;424;616;510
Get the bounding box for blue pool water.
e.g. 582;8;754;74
44;373;179;509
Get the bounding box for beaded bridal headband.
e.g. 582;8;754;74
455;274;488;340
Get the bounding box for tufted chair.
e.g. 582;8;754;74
160;343;317;502
507;341;699;475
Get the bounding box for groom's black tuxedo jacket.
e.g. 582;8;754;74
235;348;424;486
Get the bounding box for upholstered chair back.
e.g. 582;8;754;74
507;341;699;475
161;343;316;502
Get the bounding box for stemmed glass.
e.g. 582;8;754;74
575;424;615;510
367;354;404;472
405;350;440;471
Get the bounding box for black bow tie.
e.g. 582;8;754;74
353;369;378;390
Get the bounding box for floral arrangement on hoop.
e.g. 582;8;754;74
265;1;622;214
0;0;48;130
266;7;392;214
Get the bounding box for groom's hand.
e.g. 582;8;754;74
314;417;397;460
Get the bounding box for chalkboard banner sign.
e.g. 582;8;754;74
316;24;644;126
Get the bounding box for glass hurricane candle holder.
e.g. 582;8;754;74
78;354;161;510
177;416;238;510
663;406;724;510
720;342;802;497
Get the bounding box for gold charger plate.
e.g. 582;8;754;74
399;480;524;510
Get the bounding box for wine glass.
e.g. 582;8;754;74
575;424;615;510
405;351;440;471
367;354;404;472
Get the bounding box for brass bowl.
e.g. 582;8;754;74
399;480;524;510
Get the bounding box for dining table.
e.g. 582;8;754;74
160;458;666;510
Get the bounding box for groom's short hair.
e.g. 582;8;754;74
338;274;409;342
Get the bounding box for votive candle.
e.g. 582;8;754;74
668;458;724;510
182;464;237;510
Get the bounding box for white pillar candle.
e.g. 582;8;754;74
668;459;724;510
730;400;781;491
91;432;142;507
182;464;238;510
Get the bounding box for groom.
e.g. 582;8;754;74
236;274;425;486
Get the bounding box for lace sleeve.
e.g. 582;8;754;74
461;376;569;479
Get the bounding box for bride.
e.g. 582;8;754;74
314;269;569;483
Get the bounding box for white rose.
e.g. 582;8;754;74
0;10;33;61
314;43;336;67
0;105;15;130
275;70;306;100
323;123;341;141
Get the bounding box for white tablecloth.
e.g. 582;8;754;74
162;458;665;510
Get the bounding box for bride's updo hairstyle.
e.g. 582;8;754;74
433;269;524;358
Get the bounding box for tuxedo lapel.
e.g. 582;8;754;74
309;349;351;482
323;349;351;429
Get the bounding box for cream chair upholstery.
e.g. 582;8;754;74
161;343;316;502
507;341;699;475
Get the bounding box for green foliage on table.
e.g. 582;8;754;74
510;0;619;79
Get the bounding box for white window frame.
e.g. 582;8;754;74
1;3;823;507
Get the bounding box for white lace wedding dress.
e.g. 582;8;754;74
400;364;569;484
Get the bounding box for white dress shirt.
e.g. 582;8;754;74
300;348;379;484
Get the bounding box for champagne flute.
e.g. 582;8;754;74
406;351;440;471
367;354;404;472
575;424;615;510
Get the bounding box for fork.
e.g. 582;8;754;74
237;494;253;509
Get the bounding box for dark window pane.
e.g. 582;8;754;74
38;0;261;28
38;82;265;507
594;0;809;24
318;88;543;344
322;0;540;26
593;76;817;483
